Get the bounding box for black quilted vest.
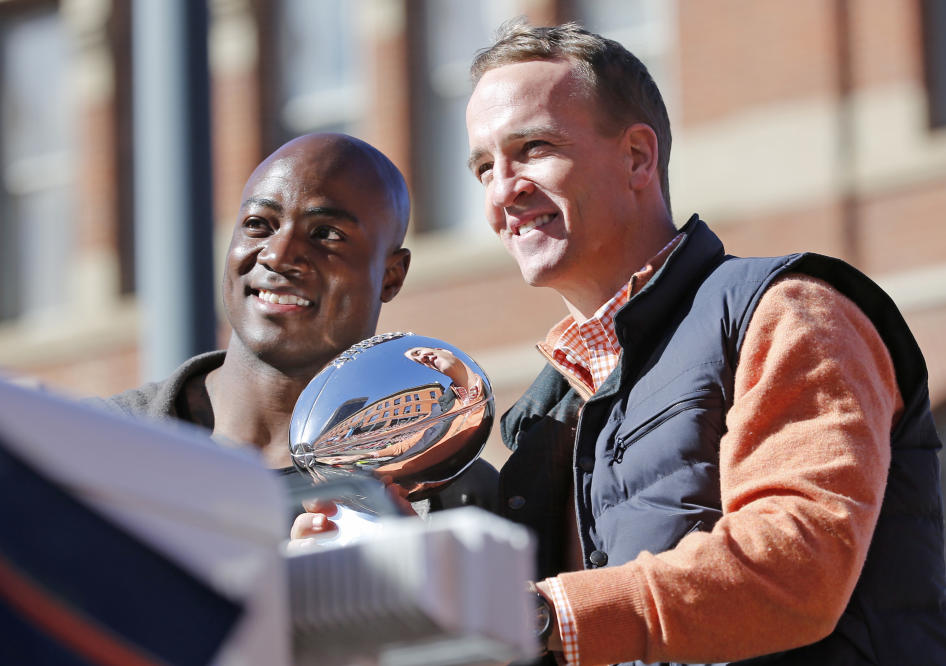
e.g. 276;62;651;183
500;217;946;665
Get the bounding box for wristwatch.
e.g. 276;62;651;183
528;581;554;651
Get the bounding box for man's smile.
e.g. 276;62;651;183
252;288;313;307
514;212;557;236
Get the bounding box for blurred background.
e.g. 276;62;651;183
0;0;944;493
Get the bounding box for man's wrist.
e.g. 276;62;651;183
531;579;563;653
528;580;553;652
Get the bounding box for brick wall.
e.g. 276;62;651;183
4;0;944;456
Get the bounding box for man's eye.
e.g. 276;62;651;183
312;226;343;241
476;162;493;182
243;216;271;234
523;140;548;152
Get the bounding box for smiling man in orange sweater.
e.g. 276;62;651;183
466;20;946;666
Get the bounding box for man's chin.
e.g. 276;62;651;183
236;321;377;376
248;342;333;376
518;264;558;289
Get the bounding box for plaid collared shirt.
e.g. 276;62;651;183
541;234;683;396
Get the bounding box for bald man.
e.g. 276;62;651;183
98;133;497;514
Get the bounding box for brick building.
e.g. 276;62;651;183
0;0;944;486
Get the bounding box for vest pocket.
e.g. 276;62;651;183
610;390;723;465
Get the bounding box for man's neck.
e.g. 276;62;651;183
562;218;678;321
206;345;320;469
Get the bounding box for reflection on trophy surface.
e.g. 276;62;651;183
288;332;493;542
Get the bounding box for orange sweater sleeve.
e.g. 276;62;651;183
553;275;900;665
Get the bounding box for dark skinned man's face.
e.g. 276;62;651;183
222;138;408;377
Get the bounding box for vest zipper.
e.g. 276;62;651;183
611;392;722;464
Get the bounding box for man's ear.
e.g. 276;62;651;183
622;123;659;191
380;247;411;303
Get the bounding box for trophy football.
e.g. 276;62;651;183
288;332;494;545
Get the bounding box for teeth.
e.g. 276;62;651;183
257;289;311;306
517;214;553;236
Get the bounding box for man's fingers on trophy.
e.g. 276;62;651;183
290;511;339;540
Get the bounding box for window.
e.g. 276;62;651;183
0;5;75;321
413;1;507;235
270;0;365;144
576;0;675;97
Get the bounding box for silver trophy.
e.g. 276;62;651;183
288;332;494;544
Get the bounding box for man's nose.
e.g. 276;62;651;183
258;228;311;273
489;163;532;209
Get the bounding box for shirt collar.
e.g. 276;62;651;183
539;233;684;394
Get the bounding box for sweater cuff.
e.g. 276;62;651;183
556;566;649;665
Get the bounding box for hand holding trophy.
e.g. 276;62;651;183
287;332;494;546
